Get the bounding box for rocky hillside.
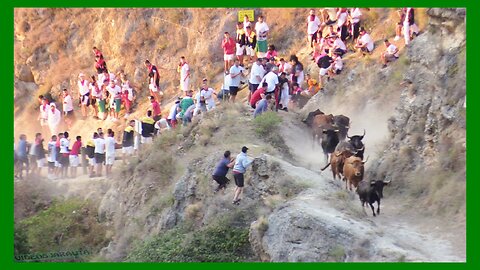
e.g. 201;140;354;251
14;8;465;262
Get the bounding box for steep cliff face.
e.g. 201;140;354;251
368;8;466;217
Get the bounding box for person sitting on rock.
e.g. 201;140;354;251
354;27;374;55
381;39;399;68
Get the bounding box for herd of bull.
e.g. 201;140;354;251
302;109;390;217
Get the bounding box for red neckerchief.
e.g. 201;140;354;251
148;64;154;73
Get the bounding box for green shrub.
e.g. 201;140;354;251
127;222;254;262
15;198;109;261
253;111;283;137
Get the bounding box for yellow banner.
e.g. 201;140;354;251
238;10;255;22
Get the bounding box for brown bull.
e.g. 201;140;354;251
322;149;354;180
343;156;368;191
312;114;334;128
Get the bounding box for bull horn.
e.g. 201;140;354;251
370;180;376;185
383;179;391;184
334;129;340;132
357;146;365;152
360;129;366;139
347;134;352;139
362;156;369;164
335;152;342;157
345;125;349;129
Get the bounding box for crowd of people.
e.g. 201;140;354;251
15;8;419;203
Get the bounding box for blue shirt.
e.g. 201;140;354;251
213;157;231;177
233;152;252;174
253;99;268;118
16;139;28;158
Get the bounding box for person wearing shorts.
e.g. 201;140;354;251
122;120;135;163
221;32;236;74
212;150;235;193
255;15;269;58
86;133;97;177
59;131;70;178
145;59;161;102
69;135;82;178
94;132;106;177
232;146;253;205
235;22;246;65
229;59;245;103
105;130;116;177
245;26;257;63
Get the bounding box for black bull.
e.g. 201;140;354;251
357;179;391;217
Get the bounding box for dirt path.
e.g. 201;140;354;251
277;111;465;262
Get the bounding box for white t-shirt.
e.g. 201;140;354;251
337;11;348;27
334;57;343;70
307;15;321;35
279;62;293;74
94;138;106;154
360;33;374;52
261;72;279;93
105;137;116;155
243;20;251;32
229;65;245;87
333;38;347;51
59;138;70;154
180;63;189;80
63;95;73;112
168;104;178;120
201;88;215;108
107;85;122;99
39;104;49;120
386;44;399;57
351;8;362;23
249;62;266;84
122;83;134;101
78;79;90;96
255;22;269;41
90;82;102;98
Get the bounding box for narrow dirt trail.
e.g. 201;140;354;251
277;111;465;262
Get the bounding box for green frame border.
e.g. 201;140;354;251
3;0;477;269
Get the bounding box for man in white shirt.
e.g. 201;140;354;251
78;73;90;118
105;130;117;177
178;56;190;94
248;58;266;102
59;131;70;178
38;97;50;129
255;15;269;58
349;8;362;40
94;131;106;177
229;59;246;103
62;89;74;130
307;9;321;48
354;28;374;55
260;66;279;95
381;39;400;68
107;80;122;121
201;78;217;111
47;103;61;137
332;35;347;56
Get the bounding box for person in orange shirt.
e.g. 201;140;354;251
302;73;321;97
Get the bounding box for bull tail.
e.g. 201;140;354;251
321;162;331;171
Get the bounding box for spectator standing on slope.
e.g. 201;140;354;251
178;56;190;94
255;15;270;59
221;32;236;74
